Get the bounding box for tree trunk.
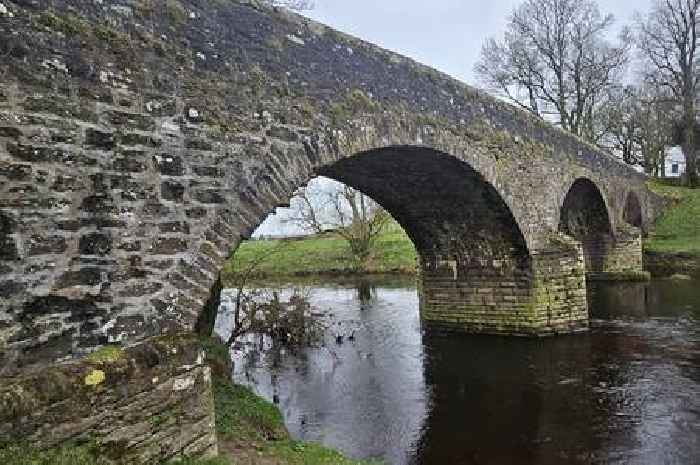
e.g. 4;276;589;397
682;111;698;187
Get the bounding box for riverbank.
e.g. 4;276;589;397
202;338;379;465
222;222;417;283
644;181;700;277
226;181;700;280
0;339;376;465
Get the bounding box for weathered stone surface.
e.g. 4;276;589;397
0;163;32;180
85;128;115;150
0;0;661;376
0;336;218;463
150;237;188;255
161;180;186;202
79;232;113;256
26;234;68;256
0;211;19;261
193;189;225;204
154;155;185;176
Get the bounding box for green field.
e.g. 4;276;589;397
223;221;417;282
646;181;700;256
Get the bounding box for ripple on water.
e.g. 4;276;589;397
215;278;700;465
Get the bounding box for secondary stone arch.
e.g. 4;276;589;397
623;191;643;230
558;178;614;274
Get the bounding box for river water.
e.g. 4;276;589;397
215;277;700;465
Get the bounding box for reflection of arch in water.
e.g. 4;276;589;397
411;333;605;465
355;279;375;306
587;281;649;320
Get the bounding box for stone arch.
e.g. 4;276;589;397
558;178;614;273
623;191;643;230
188;144;547;337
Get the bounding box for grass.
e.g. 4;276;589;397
646;181;700;256
205;338;381;465
212;378;379;464
223;221;417;281
0;444;113;465
213;379;287;441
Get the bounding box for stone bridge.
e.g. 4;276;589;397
0;0;662;376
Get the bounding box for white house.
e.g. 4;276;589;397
664;146;687;177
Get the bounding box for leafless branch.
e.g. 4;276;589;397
286;181;391;270
475;0;630;144
637;0;700;185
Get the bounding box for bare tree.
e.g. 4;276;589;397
225;241;290;346
475;0;630;144
289;182;391;270
637;91;675;177
221;241;324;350
599;86;643;165
637;0;699;186
598;85;674;174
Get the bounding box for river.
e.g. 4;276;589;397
215;277;700;465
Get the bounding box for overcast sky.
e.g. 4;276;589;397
305;0;653;86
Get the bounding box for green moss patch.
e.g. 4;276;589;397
86;346;125;364
330;89;380;124
0;443;113;465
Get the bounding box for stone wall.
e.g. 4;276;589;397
530;238;589;333
0;335;217;464
588;228;647;280
419;256;539;336
418;234;588;336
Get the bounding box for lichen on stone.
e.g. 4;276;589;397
86;345;125;364
84;369;106;386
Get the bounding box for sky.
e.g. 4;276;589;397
305;0;653;85
256;0;654;237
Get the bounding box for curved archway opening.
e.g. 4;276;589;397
317;147;531;274
623;192;643;230
558;179;613;273
220;146;537;337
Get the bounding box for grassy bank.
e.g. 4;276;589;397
223;222;417;281
645;181;700;256
0;339;376;465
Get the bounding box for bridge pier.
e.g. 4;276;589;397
418;235;589;337
582;226;647;282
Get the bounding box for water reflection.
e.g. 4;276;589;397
215;277;700;465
